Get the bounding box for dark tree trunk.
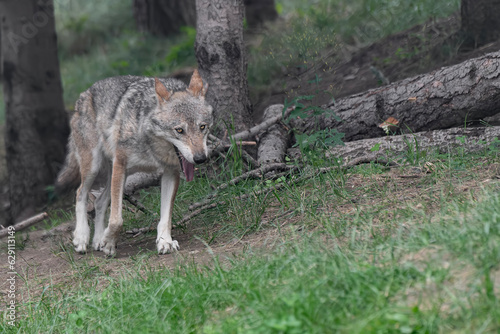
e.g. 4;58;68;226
291;51;500;142
195;0;253;134
0;28;2;80
133;0;196;36
461;0;500;48
244;0;278;28
0;0;69;223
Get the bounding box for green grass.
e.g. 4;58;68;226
4;144;500;333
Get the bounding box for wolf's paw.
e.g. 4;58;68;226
73;240;88;254
73;231;90;254
157;238;179;255
92;239;102;251
92;230;104;251
99;228;118;256
99;240;117;257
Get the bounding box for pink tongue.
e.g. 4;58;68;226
182;158;195;182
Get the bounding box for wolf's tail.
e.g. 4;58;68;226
55;142;81;194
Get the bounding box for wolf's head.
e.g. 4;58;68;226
148;70;213;180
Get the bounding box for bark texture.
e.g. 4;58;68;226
244;0;278;28
133;0;196;36
257;104;290;164
1;0;69;223
461;0;500;48
292;51;500;142
195;0;253;134
288;126;500;163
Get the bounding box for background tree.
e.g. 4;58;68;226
133;0;277;36
133;0;196;36
0;0;69;223
244;0;277;28
0;29;2;80
195;0;253;133
461;0;500;48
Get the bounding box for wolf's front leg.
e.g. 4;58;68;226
73;157;99;253
157;168;180;254
100;155;127;256
73;184;91;253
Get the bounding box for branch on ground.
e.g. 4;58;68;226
0;212;49;238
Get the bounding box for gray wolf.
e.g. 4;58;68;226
56;70;213;256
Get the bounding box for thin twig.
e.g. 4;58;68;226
0;212;49;238
126;154;399;233
231;106;293;142
125;226;155;237
177;202;218;225
241;149;258;169
220;163;296;190
209;106;293;157
188;163;297;211
181;155;398;226
124;194;155;216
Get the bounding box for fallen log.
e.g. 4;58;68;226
257;104;291;164
291;51;500;142
288;126;500;163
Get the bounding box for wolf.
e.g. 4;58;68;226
56;70;213;256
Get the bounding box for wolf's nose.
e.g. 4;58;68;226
193;153;207;164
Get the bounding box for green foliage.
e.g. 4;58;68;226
284;95;344;165
164;27;197;65
55;0;135;58
54;1;198;109
276;0;459;44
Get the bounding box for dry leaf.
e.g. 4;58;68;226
379;116;400;134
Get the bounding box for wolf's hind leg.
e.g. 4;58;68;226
73;156;100;253
92;167;111;251
157;167;180;254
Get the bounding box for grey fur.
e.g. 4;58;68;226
57;71;213;256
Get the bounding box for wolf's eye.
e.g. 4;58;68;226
175;128;184;134
200;124;206;131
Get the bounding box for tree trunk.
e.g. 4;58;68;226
244;0;278;28
195;0;253;134
291;51;500;142
133;0;196;36
0;0;69;223
0;28;2;80
461;0;500;49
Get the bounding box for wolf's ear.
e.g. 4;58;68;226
188;69;208;98
155;77;172;104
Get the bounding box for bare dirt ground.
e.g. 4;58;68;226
2;13;500;302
